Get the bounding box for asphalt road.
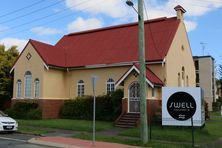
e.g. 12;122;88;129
0;132;51;148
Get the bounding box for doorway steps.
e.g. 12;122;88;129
115;113;140;128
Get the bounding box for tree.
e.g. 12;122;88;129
0;45;19;110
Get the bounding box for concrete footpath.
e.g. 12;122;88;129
28;136;140;148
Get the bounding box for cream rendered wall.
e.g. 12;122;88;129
67;66;129;98
42;69;69;99
13;43;45;99
165;22;195;87
149;64;165;83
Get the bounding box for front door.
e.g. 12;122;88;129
129;82;140;113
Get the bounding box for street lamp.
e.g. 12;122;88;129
126;0;148;144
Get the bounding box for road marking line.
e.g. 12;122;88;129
0;136;26;142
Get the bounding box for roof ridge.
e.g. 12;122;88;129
30;39;54;47
66;17;177;37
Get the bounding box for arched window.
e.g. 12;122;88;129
77;80;84;97
178;73;181;87
34;79;40;98
16;80;22;98
24;71;32;98
182;67;185;86
107;78;115;94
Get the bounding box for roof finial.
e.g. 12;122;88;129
174;5;186;21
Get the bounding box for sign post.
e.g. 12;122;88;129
162;87;205;147
91;76;97;146
191;117;194;147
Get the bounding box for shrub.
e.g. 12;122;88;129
110;89;123;119
212;102;221;112
5;102;41;119
205;101;210;120
60;89;123;121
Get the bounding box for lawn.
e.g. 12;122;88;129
17;117;222;147
119;117;222;144
18;119;113;132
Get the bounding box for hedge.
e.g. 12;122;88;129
60;89;123;121
5;102;42;119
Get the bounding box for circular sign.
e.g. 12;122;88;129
167;91;196;121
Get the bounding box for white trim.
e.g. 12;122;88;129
43;62;49;70
24;71;32;98
162;57;166;67
10;66;15;74
145;61;163;64
128;81;140;113
85;61;138;69
16;80;22;99
77;80;84;97
34;79;40;98
115;65;154;88
106;78;115;94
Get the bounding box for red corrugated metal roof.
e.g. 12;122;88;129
18;16;180;68
146;66;163;86
135;64;163;86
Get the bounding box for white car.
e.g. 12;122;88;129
0;111;18;132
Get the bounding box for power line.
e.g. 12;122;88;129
0;0;101;37
144;0;163;60
0;0;64;24
0;0;89;33
0;0;45;18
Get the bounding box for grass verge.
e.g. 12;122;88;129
18;119;113;132
120;118;222;144
73;132;192;148
18;126;49;135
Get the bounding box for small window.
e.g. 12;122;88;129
178;73;181;87
181;45;185;51
107;78;115;94
77;80;84;97
194;60;199;70
24;71;32;98
16;80;22;98
182;67;185;86
196;73;199;83
34;79;40;98
186;76;189;87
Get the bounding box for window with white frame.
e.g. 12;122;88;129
24;71;32;98
16;80;22;98
107;78;115;94
34;79;40;98
77;80;84;97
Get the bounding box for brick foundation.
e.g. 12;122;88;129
39;99;64;119
11;99;65;119
122;98;128;113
